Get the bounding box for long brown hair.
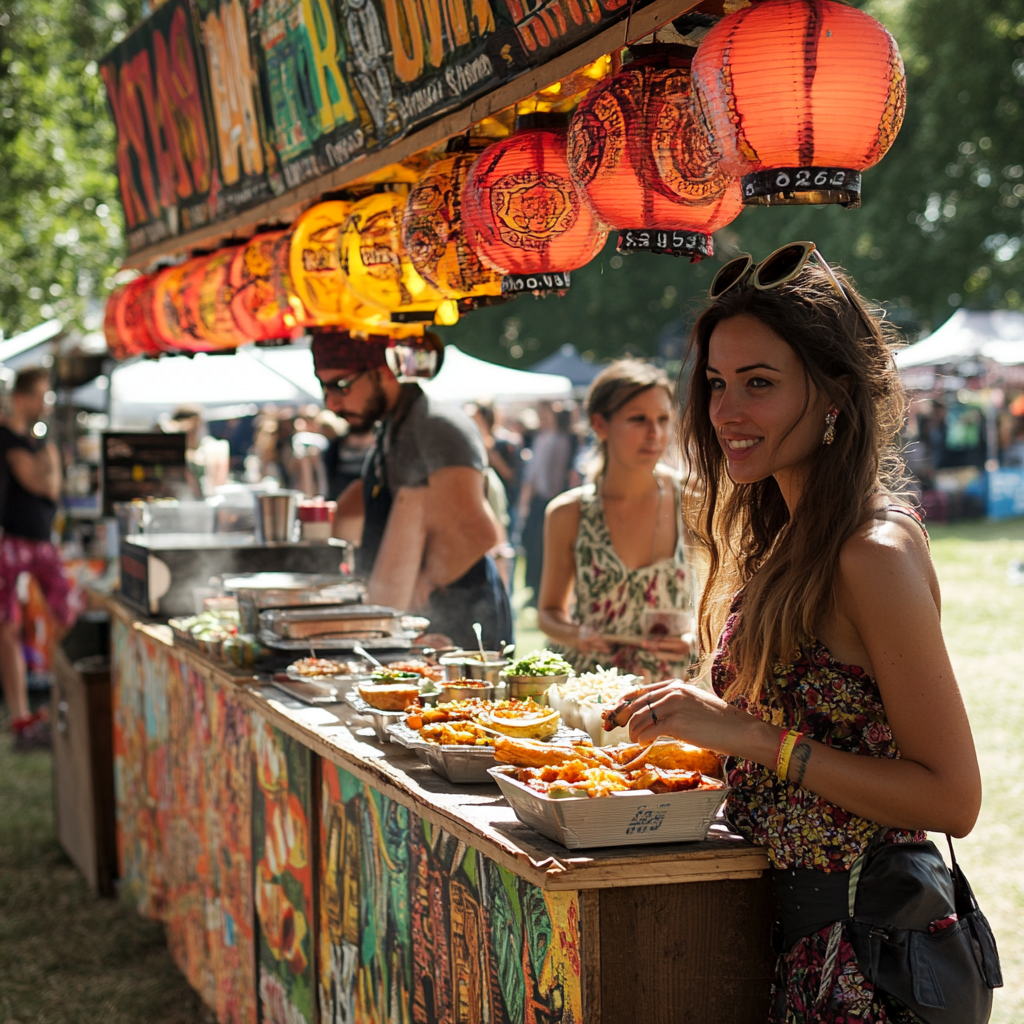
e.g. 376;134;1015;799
585;359;672;479
680;261;907;702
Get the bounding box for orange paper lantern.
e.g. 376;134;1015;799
150;260;218;353
462;114;608;294
229;231;302;343
568;45;743;260
104;277;164;359
183;248;246;349
402;147;503;300
691;0;906;207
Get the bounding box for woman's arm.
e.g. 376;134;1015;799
537;492;612;653
613;522;982;837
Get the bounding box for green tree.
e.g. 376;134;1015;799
0;0;140;340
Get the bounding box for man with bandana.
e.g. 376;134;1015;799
314;331;512;649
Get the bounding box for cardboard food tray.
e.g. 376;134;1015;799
387;722;591;784
487;765;729;849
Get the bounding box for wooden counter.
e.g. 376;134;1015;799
103;592;775;1024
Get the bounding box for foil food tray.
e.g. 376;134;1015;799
387;722;591;784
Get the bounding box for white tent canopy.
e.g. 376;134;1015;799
85;342;571;426
895;309;1024;368
92;347;322;426
246;342;572;404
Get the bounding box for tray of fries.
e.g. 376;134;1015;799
488;764;728;848
387;721;590;783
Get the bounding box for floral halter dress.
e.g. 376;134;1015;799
711;508;931;1024
559;477;694;683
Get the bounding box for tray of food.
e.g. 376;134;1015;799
487;738;726;848
386;698;589;783
547;666;644;745
285;656;372;682
343;674;436;741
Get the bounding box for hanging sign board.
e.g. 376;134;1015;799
103;0;658;254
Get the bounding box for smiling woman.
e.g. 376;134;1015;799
606;252;992;1023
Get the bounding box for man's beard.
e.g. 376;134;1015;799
341;375;389;434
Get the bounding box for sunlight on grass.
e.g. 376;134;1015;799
927;519;1024;1023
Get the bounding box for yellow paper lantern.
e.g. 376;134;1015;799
402;151;503;300
338;191;446;322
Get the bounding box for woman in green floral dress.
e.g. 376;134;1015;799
537;360;695;682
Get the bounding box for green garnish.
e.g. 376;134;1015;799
508;650;573;677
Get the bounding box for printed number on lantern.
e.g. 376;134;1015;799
831;171;846;185
774;172;790;188
796;170;811;186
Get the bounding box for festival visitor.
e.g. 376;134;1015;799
519;400;573;605
0;368;78;749
607;246;982;1021
537;359;694;682
315;331;511;648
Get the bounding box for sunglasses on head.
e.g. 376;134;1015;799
709;241;849;302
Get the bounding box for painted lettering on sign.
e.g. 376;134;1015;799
382;0;496;84
202;0;265;186
101;0;212;233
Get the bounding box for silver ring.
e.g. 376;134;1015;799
648;700;658;725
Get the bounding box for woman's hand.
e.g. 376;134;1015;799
577;624;614;654
604;679;761;754
638;633;694;658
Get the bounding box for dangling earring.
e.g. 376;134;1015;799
823;408;838;445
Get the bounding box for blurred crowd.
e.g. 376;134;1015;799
158;395;608;603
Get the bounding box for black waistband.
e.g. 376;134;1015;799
771;866;850;954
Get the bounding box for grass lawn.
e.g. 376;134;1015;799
0;519;1020;1021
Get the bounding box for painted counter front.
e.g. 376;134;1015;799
108;597;775;1024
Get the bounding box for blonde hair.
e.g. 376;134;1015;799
680;261;908;704
584;359;672;479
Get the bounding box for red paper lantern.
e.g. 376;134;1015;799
104;277;164;359
182;248;246;350
151;259;220;353
462;115;608;294
692;0;906;207
229;231;302;343
402;147;503;300
568;45;743;260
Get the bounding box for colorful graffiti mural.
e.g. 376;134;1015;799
253;720;317;1024
319;763;582;1024
112;621;256;1024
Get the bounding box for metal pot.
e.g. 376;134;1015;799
438;650;507;686
253;490;302;543
440;679;495;702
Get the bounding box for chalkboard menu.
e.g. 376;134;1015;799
101;432;192;516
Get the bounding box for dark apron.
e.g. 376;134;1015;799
359;424;513;650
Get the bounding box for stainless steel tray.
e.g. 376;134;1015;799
272;679;347;705
343;690;412;742
387;722;591;784
259;630;416;652
260;603;402;637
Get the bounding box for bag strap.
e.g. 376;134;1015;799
848;828;887;918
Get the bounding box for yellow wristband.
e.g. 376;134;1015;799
776;729;803;782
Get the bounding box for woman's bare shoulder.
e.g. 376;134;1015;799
546;485;588;517
838;507;935;598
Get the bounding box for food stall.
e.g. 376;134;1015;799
104;587;773;1024
92;0;912;1019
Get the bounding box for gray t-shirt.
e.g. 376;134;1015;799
384;383;486;492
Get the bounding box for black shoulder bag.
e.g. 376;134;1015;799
848;833;1003;1024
